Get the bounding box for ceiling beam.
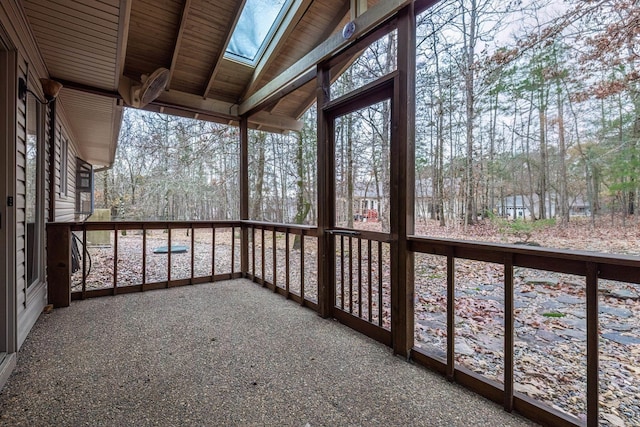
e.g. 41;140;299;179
166;0;192;90
350;0;368;21
56;79;303;132
241;0;313;99
201;0;247;98
239;0;412;116
250;111;303;132
114;0;132;89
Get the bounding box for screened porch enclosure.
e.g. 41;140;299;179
30;1;640;427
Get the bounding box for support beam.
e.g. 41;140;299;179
55;79;303;132
166;0;192;90
316;64;334;318
390;3;416;357
240;117;249;275
250;111;303;132
202;0;247;98
239;0;412;116
350;0;368;21
115;0;132;89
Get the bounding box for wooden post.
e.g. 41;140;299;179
586;262;599;427
317;64;335;318
46;223;71;308
240;116;249;276
390;3;416;357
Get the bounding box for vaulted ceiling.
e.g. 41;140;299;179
20;0;394;166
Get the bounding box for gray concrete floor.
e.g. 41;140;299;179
0;280;537;426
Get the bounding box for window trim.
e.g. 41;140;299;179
59;137;68;197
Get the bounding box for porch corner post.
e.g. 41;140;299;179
240;116;249;276
391;3;416;357
46;223;71;308
317;64;334;318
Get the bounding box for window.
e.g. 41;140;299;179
75;157;93;215
225;0;291;65
25;94;43;288
60;138;68;196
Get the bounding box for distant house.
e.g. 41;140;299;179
498;194;557;220
569;196;590;217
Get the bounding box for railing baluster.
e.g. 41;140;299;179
358;237;362;318
340;235;345;310
272;229;277;292
142;225;147;289
446;251;455;381
300;235;305;304
212;226;216;280
504;254;514;412
231;226;236;275
113;224;118;295
586;262;599;427
190;225;195;284
368;239;372;323
167;226;172;287
378;241;383;327
285;231;290;298
251;226;255;279
82;226;87;299
349;236;353;314
261;227;265;286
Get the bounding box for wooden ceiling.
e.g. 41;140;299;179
20;0;396;166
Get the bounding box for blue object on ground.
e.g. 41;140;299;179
153;245;188;254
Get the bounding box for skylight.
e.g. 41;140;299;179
226;0;290;65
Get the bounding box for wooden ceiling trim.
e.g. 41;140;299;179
241;0;313;99
166;0;191;90
201;0;247;98
116;0;131;88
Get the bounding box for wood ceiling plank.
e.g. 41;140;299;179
24;8;116;38
27;18;118;49
25;0;119;29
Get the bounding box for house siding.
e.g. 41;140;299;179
54;125;79;222
0;0;88;358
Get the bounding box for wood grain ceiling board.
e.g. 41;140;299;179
269;78;316;119
170;0;236;94
22;0;120;90
206;59;254;104
125;0;183;80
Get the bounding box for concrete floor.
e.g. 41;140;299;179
0;280;537;426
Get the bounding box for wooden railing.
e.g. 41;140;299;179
328;228;392;346
46;221;640;427
47;221;243;304
243;221;319;310
409;236;640;427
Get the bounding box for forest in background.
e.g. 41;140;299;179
94;0;640;235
